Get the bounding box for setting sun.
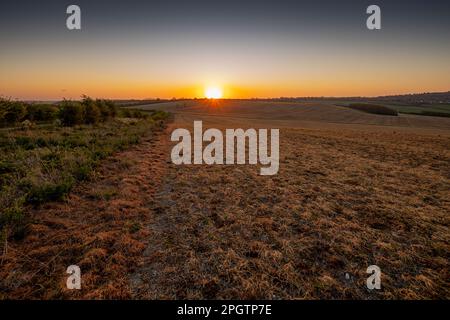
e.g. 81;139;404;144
205;87;223;99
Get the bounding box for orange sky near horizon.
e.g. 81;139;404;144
1;30;449;100
3;67;450;101
2;77;449;101
2;55;449;100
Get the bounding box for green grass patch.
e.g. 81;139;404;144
390;104;450;117
346;103;398;116
0;111;169;240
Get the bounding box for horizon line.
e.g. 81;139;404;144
5;90;450;102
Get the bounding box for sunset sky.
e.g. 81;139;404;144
1;0;449;100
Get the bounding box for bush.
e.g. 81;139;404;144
60;100;84;126
96;99;111;121
7;101;27;124
132;110;147;119
152;110;169;121
121;108;132;118
0;99;7;124
82;96;101;124
1;97;122;127
26;104;59;122
25;177;75;205
73;164;93;181
119;108;149;119
105;100;118;118
0;203;25;240
0;99;27;126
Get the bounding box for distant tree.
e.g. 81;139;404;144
26;104;59;122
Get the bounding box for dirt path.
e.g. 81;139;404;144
0;122;174;299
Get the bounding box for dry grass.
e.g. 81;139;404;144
132;123;449;299
0;119;171;299
141;100;450;131
1;100;449;300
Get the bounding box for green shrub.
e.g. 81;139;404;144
0;103;6;125
152;110;169;121
0;203;25;240
73;164;92;181
15;136;36;150
105;100;118;118
0;99;27;126
82;96;101;124
25;177;75;205
96;99;111;121
26;104;59;122
60;100;84;126
0;105;170;241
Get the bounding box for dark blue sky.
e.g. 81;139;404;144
1;0;449;40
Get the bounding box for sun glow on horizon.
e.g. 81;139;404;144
205;86;223;99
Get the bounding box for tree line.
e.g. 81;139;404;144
0;96;150;127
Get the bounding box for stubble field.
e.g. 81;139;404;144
1;100;449;299
132;106;450;299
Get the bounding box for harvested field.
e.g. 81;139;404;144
140;100;450;131
2;100;449;299
131;111;450;299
